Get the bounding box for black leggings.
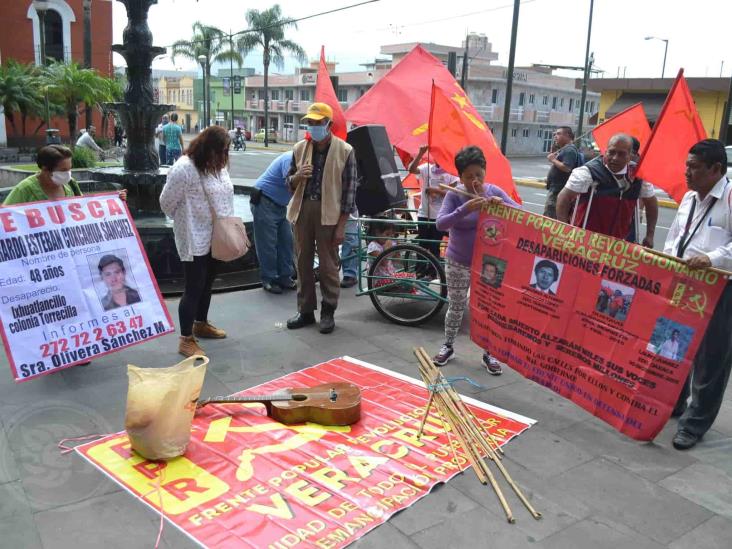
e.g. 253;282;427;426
179;253;218;336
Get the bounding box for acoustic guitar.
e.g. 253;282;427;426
196;382;361;426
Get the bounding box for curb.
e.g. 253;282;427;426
513;178;678;210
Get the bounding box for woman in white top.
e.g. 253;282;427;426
160;126;234;357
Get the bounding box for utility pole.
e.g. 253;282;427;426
500;0;521;154
229;30;235;131
83;0;92;130
460;33;470;91
34;2;51;137
577;0;595;139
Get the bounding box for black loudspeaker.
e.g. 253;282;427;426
347;125;406;216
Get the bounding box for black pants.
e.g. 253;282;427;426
676;281;732;437
179;253;218;337
417;216;446;259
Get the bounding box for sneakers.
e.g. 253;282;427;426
263;281;283;294
193;321;227;339
179;336;205;357
482;352;503;375
433;344;455;367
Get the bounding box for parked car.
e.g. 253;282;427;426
254;129;278;143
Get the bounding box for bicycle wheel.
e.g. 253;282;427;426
368;243;446;326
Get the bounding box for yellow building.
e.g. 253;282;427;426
154;72;200;132
589;77;731;141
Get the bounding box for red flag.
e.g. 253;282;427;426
344;45;457;157
592;103;652;155
636;69;707;203
315;46;347;140
401;173;421;190
428;82;520;203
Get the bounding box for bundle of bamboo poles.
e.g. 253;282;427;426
413;346;542;523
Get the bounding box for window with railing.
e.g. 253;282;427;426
529;94;535;104
300;89;310;101
491;89;498;104
511;128;518;137
337;88;348;102
522;128;529;137
542;95;548;105
518;92;525;107
270;89;280;100
285;89;294;100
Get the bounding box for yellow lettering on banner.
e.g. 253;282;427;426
349;455;389;478
286;479;331;506
310;467;360;491
246;493;294;519
85;435;229;515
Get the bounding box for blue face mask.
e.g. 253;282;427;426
308;124;330;142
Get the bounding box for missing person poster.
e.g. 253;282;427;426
0;193;174;382
470;203;727;441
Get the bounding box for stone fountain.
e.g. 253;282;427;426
88;0;258;294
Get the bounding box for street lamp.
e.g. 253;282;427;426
33;1;52;138
645;36;669;78
197;55;207;128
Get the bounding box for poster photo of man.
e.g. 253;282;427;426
87;251;142;311
647;318;694;362
481;255;507;288
528;258;562;295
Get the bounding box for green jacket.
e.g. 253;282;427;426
2;174;82;206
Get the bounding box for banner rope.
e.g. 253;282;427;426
57;434;110;455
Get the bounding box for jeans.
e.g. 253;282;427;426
251;195;294;285
340;217;360;278
158;144;166;164
167;148;181;165
179;253;218;336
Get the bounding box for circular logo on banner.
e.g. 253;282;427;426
480;219;505;246
0;399;112;511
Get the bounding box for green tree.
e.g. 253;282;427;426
0;61;46;136
171;22;242;127
43;61;116;142
237;4;306;146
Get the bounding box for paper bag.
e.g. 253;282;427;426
125;355;208;460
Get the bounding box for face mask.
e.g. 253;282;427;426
308;124;330;142
51;170;72;186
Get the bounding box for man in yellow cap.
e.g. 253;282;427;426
285;102;358;334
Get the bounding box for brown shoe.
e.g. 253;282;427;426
179;336;206;357
193;321;227;339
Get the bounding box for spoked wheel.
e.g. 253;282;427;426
367;244;447;326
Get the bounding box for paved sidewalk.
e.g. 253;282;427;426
1;286;731;548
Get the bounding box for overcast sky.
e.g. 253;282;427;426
112;0;730;80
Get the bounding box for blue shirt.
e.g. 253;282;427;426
255;151;294;206
162;123;182;151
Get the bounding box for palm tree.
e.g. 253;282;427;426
0;61;45;136
237;4;306;146
171;22;242;128
43;61;117;141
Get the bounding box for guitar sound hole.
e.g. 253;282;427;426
291;394;307;401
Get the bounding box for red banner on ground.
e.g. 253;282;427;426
469;204;726;440
77;357;533;548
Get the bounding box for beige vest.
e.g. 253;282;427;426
287;136;352;225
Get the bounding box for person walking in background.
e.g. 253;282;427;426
543;126;579;219
75;125;103;155
251;151;296;294
408;144;456;260
163;113;185;165
285;103;358;334
160;126;234;357
433;146;519;373
156;115;169;163
339;206;360;288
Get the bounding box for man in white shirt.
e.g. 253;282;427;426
75;125;103;154
657;329;680;360
556;133;659;245
408;145;457;260
155;115;168;164
664;139;732;450
529;259;559;295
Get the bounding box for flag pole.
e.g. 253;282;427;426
427;80;437;219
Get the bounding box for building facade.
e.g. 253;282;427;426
153;70;198;132
589;77;732;143
242;34;599;152
0;0;114;144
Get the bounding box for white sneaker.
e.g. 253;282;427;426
433;344;455;367
482;352;503;375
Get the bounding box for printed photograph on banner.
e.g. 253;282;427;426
647;317;694;362
480;254;507;288
529;257;562;295
595;280;635;321
86;250;142;312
